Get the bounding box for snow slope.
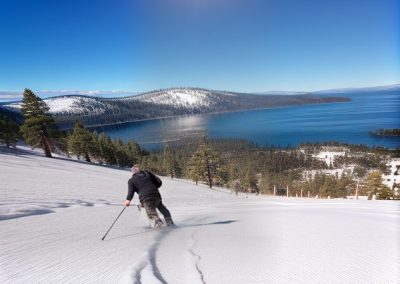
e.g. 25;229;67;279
4;88;228;115
7;96;110;115
132;89;216;108
0;150;399;283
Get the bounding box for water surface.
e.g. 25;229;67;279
97;90;400;149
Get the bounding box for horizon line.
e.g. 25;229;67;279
0;83;399;101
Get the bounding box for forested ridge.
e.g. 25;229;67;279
1;87;350;129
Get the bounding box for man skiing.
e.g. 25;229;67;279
125;164;174;227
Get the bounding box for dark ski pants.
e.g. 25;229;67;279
142;198;174;225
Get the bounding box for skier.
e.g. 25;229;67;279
125;164;175;227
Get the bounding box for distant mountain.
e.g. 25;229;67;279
253;91;307;95
2;87;350;129
312;84;400;94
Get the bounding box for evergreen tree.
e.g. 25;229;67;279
68;122;96;162
215;165;229;186
141;154;160;173
90;131;102;162
187;154;204;185
188;138;219;188
334;176;351;198
0;115;19;147
366;171;392;199
378;186;394;200
320;175;337;198
227;162;239;183
113;139;130;167
163;145;179;178
98;134;116;165
260;172;273;194
20;89;58;157
243;166;257;192
125;140;142;166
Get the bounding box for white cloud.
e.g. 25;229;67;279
0;92;22;101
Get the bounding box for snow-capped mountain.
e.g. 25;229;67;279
114;88;239;111
45;96;113;114
6;88;232;115
131;88;215;108
2;87;350;128
7;95;116;115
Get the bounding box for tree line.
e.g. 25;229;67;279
370;128;400;137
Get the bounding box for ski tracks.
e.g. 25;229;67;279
120;229;171;284
186;231;206;284
121;217;208;284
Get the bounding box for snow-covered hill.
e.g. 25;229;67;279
129;88;219;108
5;88;235;115
45;96;113;114
0;148;399;283
7;95;115;115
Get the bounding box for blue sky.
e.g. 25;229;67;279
0;0;399;98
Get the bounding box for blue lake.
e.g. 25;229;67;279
97;90;400;149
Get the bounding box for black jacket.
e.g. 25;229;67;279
127;171;162;203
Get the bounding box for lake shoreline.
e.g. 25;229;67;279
81;90;399;150
87;100;351;131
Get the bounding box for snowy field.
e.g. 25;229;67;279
0;149;399;283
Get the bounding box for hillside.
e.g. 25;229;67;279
2;88;350;128
0;148;399;283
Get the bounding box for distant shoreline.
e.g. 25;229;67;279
370;129;400;137
88;100;351;131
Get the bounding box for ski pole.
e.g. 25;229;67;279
101;206;127;241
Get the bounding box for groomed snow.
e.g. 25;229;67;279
0;149;399;283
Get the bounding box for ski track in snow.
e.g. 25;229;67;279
122;217;209;284
123;228;172;284
1;149;400;283
187;231;206;284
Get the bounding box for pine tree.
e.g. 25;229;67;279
260;172;273;194
68;122;96;162
90;131;102;162
125;140;142;166
98;134;116;165
215;165;229;186
141;154;160;173
163;145;179;178
228;163;239;183
20;89;58;157
188;138;219;188
187;154;204;185
113;138;130;167
0;115;19;147
243;167;257;193
366;171;392;199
